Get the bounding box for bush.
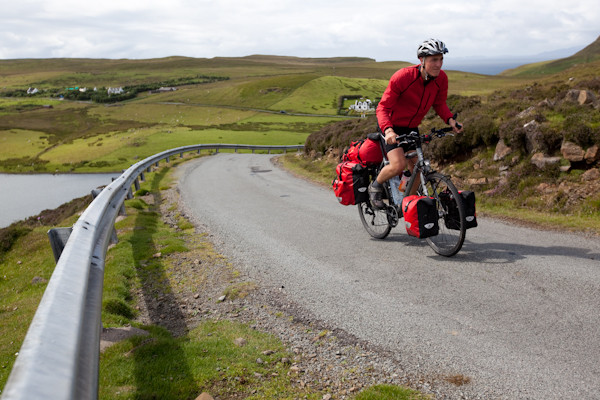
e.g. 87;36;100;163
465;114;498;147
0;225;32;259
562;113;595;147
536;125;563;154
499;119;527;154
304;116;378;156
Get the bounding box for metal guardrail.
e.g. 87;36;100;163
1;144;303;400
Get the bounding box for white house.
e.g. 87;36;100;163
27;87;39;95
107;87;124;95
348;98;375;114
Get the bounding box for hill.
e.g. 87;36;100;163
501;35;600;77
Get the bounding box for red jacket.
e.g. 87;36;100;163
376;65;453;132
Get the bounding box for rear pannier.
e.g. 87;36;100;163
402;195;439;238
332;161;370;205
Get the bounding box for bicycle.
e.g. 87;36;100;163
358;126;467;257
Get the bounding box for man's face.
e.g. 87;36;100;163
421;54;444;77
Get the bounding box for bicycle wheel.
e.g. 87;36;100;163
420;172;466;257
358;201;392;239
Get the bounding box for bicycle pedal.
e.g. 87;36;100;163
386;206;399;227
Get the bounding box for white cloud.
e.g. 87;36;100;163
0;0;598;62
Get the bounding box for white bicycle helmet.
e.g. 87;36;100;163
417;39;448;58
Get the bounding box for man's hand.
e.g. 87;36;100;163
449;118;464;134
384;128;396;145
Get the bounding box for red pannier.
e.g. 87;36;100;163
332;161;369;205
401;195;439;238
342;132;383;166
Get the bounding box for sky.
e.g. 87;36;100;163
1;0;599;67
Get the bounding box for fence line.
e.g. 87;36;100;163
1;144;303;400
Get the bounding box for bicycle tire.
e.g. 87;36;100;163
358;201;392;239
420;172;466;257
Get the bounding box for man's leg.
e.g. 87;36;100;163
368;147;407;209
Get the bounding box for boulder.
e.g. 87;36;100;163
561;141;585;162
565;89;581;103
537;98;555;108
582;168;600;182
578;90;596;105
531;152;561;169
523;120;544;153
585;145;600;164
516;106;536;119
493;140;512;161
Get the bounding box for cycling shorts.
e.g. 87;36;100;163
379;126;419;154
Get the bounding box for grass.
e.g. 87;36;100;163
353;385;430;400
479;197;600;235
0;222;76;388
99;321;315;400
0;129;49;159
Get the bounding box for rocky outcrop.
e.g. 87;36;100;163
493;140;512;161
531;153;561;169
561;141;585;162
585;145;600;164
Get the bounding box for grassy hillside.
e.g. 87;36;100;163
0;55;529;173
502;35;600;77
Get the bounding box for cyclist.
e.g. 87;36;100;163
368;38;463;209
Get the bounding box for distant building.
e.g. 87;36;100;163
348;98;375;116
107;87;124;95
149;87;177;94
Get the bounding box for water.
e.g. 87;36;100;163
0;173;121;228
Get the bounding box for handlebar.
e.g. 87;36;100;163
394;127;453;144
393;113;461;144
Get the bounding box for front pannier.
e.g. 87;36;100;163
332;161;369;205
439;190;478;230
401;195;439;238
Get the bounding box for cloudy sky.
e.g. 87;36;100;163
1;0;598;65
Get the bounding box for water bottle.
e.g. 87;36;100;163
389;175;404;205
399;170;411;192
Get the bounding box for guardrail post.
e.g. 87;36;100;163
166;156;170;163
133;177;140;191
47;227;73;263
180;152;184;158
155;161;159;168
140;172;145;182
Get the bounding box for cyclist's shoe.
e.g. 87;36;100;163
368;182;385;209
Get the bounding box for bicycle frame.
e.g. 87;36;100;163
377;130;435;208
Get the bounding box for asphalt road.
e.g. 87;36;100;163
176;153;600;399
